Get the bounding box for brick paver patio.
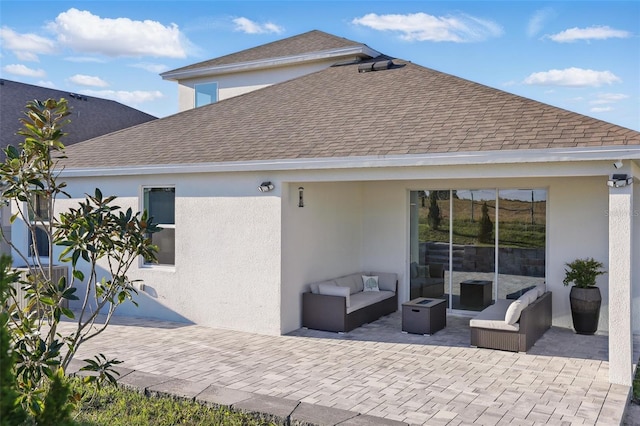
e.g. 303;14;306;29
58;312;639;425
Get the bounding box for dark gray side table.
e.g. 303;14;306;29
402;298;446;335
460;280;493;309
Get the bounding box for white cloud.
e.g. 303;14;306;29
590;106;613;113
548;26;631;42
590;93;629;105
232;17;284;34
523;67;621;87
81;89;164;105
68;74;108;87
351;12;503;42
46;8;191;58
37;80;56;88
2;64;46;77
65;56;107;63
130;62;169;73
527;8;555;37
0;27;56;61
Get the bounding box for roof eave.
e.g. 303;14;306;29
59;145;640;178
160;45;381;81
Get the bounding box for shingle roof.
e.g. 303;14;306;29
0;79;156;159
62;58;640;169
162;30;371;76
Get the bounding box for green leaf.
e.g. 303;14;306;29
72;269;84;281
40;297;55;306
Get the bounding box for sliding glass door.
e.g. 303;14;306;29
409;188;546;311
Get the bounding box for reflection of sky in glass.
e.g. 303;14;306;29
426;189;547;202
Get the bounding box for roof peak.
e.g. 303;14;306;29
161;29;380;80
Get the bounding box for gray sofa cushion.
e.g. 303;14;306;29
335;274;364;295
347;291;395;314
366;272;397;292
318;284;350;307
469;299;519;331
309;280;336;294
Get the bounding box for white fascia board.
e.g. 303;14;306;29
160;46;381;81
59;145;640;178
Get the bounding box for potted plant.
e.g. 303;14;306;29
563;258;606;335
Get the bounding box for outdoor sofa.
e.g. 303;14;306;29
409;262;445;299
470;285;552;352
302;272;398;332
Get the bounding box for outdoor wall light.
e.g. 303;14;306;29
298;187;304;207
607;173;634;188
613;160;623;169
258;181;274;192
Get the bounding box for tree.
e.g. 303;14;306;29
427;191;442;231
477;202;493;244
0;255;27;426
0;98;159;419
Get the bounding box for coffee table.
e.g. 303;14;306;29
460;279;493;309
402;297;446;335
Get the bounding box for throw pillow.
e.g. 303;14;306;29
522;289;538;305
505;300;525;325
362;275;380;292
318;284;350;307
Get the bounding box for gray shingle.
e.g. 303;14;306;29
162;30;369;76
0;79;156;159
62;58;640;169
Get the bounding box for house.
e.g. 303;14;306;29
0;79;157;255
12;30;639;385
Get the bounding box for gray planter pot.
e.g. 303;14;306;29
569;286;601;335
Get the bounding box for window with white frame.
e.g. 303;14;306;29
195;82;218;107
28;193;50;258
143;187;175;266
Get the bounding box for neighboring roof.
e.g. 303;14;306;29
161;30;380;80
0;79;156;158
62;55;640;171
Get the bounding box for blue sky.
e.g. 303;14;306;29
1;1;638;130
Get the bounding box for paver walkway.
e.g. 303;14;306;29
58;313;639;425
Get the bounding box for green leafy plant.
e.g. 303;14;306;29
0;98;159;421
563;258;606;288
427;191;441;231
0;255;28;426
477;202;493;244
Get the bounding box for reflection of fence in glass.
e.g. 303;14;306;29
418;189;546;248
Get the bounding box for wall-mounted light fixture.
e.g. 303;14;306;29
607;173;634;188
298;187;304;207
258;181;274;192
613;160;623;169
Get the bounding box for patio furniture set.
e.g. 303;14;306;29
302;272;552;352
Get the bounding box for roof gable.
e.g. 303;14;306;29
62;58;640;170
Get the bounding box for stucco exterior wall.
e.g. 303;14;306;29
633;162;640;335
50;173;283;335
177;59;346;112
13;160;630;337
280;181;364;333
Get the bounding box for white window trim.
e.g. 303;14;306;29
140;185;176;269
194;81;219;108
27;194;51;260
